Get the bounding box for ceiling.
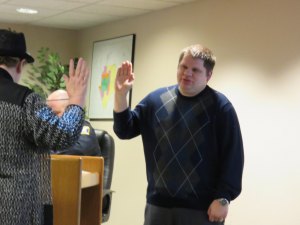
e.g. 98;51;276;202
0;0;197;30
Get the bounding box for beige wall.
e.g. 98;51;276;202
2;0;300;224
78;0;300;224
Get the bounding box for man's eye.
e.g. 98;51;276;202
180;65;187;69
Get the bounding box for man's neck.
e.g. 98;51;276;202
0;65;19;82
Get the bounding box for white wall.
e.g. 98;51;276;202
78;0;300;224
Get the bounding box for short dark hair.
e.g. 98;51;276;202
0;56;20;67
178;44;216;72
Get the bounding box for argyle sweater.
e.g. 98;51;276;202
114;85;244;210
0;68;84;225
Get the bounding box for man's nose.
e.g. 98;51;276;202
184;68;192;76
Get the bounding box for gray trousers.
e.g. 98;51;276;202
143;204;225;225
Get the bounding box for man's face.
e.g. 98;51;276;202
177;54;212;97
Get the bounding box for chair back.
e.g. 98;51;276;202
94;129;115;190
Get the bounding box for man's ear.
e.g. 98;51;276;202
16;59;27;74
206;71;213;82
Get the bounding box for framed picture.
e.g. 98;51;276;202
88;34;135;120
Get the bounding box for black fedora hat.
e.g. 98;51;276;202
0;29;34;63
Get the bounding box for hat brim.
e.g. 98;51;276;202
0;50;34;63
24;53;34;63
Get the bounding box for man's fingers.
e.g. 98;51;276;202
75;58;83;77
126;61;132;75
116;61;134;88
83;64;90;81
79;59;86;79
69;58;89;82
122;61;131;76
69;59;74;77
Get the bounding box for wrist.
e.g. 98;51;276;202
114;94;128;112
217;198;229;206
68;96;85;108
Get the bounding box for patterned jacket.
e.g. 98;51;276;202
0;68;85;225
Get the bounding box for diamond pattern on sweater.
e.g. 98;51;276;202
153;89;210;198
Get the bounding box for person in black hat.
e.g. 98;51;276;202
0;29;90;225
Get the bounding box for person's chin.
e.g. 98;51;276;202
180;82;193;90
179;87;192;96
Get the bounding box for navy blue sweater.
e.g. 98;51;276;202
114;85;244;210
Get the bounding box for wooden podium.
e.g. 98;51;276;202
51;155;104;225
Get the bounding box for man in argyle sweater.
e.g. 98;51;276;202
113;44;244;225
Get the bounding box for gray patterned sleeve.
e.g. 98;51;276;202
23;92;85;151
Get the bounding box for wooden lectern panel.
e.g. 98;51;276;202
51;155;104;225
51;157;82;225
